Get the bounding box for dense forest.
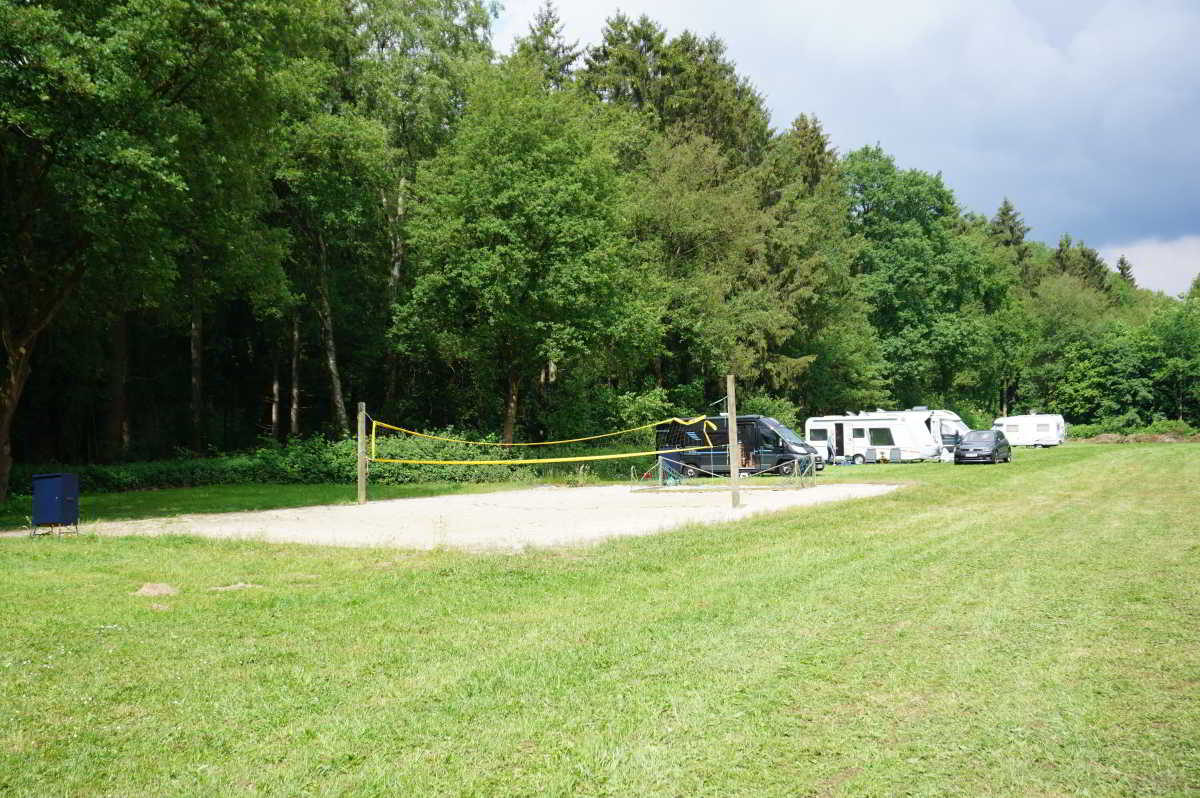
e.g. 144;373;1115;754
3;0;1199;500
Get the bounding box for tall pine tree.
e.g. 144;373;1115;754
513;1;582;89
1116;254;1136;287
580;14;770;165
989;198;1033;280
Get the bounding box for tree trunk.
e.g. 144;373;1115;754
101;313;130;462
502;371;519;444
382;179;407;409
290;310;301;437
315;238;349;435
0;339;35;503
270;353;281;441
190;303;204;452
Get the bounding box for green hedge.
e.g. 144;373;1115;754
1069;419;1196;439
7;431;656;496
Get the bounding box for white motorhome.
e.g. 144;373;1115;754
804;407;970;463
992;414;1065;447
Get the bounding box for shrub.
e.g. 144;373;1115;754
1140;419;1196;436
1066;422;1108;439
739;394;803;430
7;430;531;496
1069;417;1196;441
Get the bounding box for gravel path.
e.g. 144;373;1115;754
54;483;900;551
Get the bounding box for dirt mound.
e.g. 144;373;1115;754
1085;433;1128;443
1080;433;1200;444
132;583;177;596
209;582;261;591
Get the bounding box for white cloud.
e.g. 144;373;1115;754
490;1;1200;252
1100;236;1200;296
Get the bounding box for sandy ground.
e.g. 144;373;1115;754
37;483;900;552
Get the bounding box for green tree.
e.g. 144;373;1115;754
1116;254;1136;287
629;130;785;393
275;111;393;435
0;0;319;500
1014;273;1110;414
843;146;1015;409
580;14;771;164
1051;234;1111;294
272;0;495;431
398;60;651;442
1143;298;1200;422
1051;323;1154;424
988;198;1036;283
513;1;581;89
756;115;886;412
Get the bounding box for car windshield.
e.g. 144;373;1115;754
764;419;804;444
962;430;994;443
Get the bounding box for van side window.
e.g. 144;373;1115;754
868;428;895;446
809;429;828;441
852;428;865;439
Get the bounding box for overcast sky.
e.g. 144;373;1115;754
492;0;1200;296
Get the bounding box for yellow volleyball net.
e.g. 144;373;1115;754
368;415;717;466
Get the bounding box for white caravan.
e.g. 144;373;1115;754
992;414;1066;447
804;407;970;463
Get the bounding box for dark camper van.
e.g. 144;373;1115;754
654;415;823;478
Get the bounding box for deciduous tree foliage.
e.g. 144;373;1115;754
0;0;322;500
628;131;778;387
756;116;886;412
397;59;650;443
843;146;1016;410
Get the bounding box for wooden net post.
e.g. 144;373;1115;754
726;374;740;508
357;402;367;505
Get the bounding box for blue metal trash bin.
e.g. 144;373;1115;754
32;473;79;531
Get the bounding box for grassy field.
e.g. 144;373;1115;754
1;443;1197;796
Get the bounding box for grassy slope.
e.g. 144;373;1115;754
0;444;1197;796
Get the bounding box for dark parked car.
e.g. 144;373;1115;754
954;429;1012;464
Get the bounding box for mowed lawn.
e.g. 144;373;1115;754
1;445;1197;797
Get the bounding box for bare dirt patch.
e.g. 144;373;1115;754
131;583;177;596
1080;433;1200;444
78;483;899;552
